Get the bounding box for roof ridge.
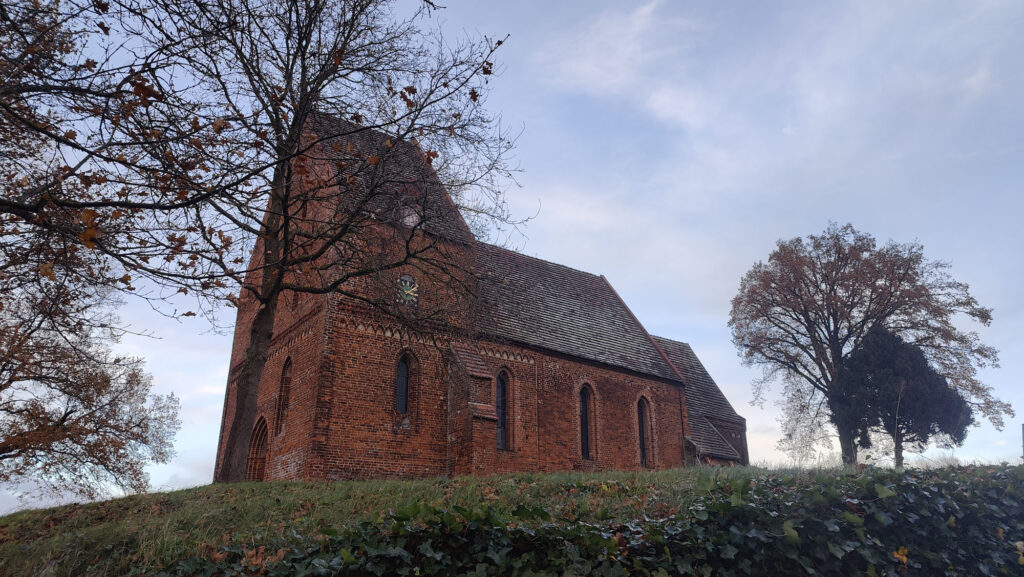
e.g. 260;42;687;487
598;274;686;386
652;335;690;348
474;242;606;281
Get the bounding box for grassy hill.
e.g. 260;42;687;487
1;465;1022;576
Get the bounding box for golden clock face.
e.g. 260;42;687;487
395;275;419;306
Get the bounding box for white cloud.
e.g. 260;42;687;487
643;86;714;132
538;2;671;93
963;63;994;100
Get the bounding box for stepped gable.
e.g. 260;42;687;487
653;336;745;460
474;243;680;382
307;113;474;244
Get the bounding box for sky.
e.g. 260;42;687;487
5;0;1024;512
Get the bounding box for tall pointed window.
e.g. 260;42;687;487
395;356;410;414
580;386;594;460
274;358;292;436
638;397;652;468
247;417;269;481
496;371;509;450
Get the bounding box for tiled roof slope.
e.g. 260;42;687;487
308;113;474;244
653;337;744;424
653;336;745;461
474;244;680;382
689;416;742;461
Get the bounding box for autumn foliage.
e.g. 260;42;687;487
1;0;181;496
2;0;516;489
729;223;1010;464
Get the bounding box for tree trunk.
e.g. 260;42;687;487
214;161;290;482
838;426;858;466
213;298;280;481
893;430;904;469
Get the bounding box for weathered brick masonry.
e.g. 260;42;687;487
215;117;748;481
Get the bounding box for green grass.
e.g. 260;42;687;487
5;465;1015;576
0;467;765;575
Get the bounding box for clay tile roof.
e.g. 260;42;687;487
474;243;680;381
652;336;744;461
306;113;474;244
652;336;744;424
689;416;742;461
450;342;491;379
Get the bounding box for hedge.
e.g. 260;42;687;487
157;466;1024;576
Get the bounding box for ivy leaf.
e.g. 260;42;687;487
842;512;865;526
783;520;800;544
828;542;845;559
393;502;420;521
875;484;897;499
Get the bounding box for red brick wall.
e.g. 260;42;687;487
219;291;693;481
310;303;452;479
215;132;698;480
461;343;687;475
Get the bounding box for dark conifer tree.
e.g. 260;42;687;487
833;325;973;467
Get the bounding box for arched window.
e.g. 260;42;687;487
274;358;292;436
580;385;594;460
395;355;410;414
496;371;510;450
247;417;269;481
638;397;652;468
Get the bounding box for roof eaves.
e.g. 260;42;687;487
702;416;742;460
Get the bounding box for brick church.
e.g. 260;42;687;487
215;116;748;482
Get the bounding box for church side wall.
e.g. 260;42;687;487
221;296;694;481
313;315;451;479
466;342;687;475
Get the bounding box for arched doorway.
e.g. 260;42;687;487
246;417;269;481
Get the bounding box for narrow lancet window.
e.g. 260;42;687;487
395;356;410;414
273;358;292;436
496;372;509;450
580;386;592;460
638;397;651;468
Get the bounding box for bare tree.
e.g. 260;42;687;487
0;0;195;496
729;223;1010;465
116;0;516;481
3;0;515;482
